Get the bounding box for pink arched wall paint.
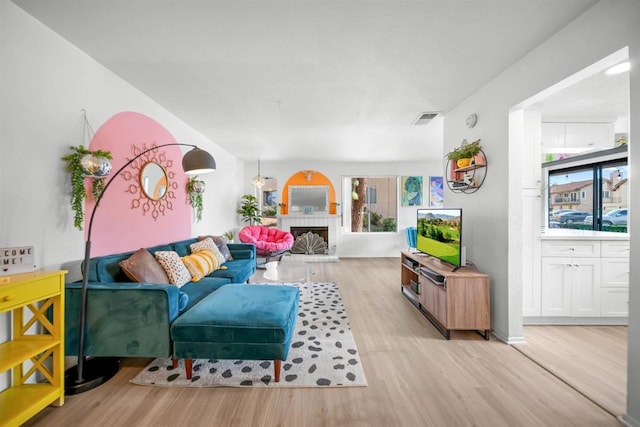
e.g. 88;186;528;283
86;112;191;256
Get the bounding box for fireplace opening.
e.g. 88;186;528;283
290;226;329;255
291;226;328;244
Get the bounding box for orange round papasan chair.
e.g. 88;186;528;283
238;225;294;265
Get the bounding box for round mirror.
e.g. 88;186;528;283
140;162;168;200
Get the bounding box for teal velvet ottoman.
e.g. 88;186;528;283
171;284;299;382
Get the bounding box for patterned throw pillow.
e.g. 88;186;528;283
181;249;219;282
154;251;191;287
190;237;225;265
198;235;234;261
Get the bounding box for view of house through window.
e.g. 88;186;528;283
548;160;628;233
342;176;398;232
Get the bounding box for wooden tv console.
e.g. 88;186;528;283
400;251;490;339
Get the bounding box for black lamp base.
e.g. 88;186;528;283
64;357;120;395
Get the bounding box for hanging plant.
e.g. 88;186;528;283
61;145;113;230
186;176;205;222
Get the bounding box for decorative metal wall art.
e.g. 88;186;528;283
122;142;178;220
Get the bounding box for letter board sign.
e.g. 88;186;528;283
1;246;36;276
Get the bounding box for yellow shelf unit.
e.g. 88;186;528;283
0;270;66;427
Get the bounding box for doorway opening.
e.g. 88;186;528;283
508;46;630;417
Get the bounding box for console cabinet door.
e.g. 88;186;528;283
421;281;447;326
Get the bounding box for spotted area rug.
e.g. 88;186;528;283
130;282;367;388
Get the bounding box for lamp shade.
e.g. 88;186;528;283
182;147;216;175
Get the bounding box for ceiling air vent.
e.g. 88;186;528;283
412;112;439;125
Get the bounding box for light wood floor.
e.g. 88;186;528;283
26;258;623;426
514;324;627;417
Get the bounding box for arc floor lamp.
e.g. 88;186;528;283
64;143;216;394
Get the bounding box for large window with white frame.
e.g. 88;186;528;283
342;176;398;233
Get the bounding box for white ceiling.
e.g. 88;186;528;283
14;0;609;162
531;67;629;123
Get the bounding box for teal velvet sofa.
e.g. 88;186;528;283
65;238;257;358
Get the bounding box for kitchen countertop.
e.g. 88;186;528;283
541;228;629;240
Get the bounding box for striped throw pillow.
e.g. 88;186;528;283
190;237;226;265
181;249;219;282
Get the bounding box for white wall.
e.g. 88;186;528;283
0;1;242;270
0;0;243;387
442;0;639;423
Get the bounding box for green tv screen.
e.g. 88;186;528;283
416;208;462;267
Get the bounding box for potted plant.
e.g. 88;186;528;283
446;139;482;168
278;202;287;215
223;230;234;242
186;176;205;222
61;145;113;230
237;194;262;225
262;205;277;217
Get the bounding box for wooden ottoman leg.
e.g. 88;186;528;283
274;359;281;382
172;358;179;369
185;359;193;379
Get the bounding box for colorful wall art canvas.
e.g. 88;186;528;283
429;176;444;207
402;176;423;206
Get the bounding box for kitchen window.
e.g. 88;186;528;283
547;152;628;233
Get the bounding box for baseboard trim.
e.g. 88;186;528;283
623;413;640;427
523;316;628;325
492;330;526;344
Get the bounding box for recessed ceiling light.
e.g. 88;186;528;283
605;62;630;75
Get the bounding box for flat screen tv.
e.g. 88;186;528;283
416;208;463;269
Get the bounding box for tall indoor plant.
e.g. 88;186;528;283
237;194;262;225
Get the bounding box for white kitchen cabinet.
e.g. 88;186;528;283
541;240;599;257
565;123;614;149
600;288;629;316
570;258;601;316
541;257;572;316
541;122;614;151
600;240;629;316
601;257;630;288
541;257;600;317
534;237;628;323
541;122;565;148
601;241;631;258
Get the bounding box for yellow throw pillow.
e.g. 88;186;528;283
181;249;219;282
